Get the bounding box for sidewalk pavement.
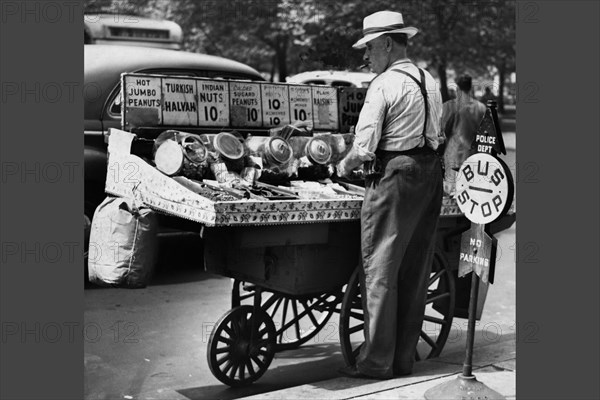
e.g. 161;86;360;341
238;335;516;400
503;132;515;151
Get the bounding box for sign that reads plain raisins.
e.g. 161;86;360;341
197;79;230;127
229;82;262;127
312;86;338;130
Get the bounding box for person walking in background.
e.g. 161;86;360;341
441;75;487;195
336;10;443;380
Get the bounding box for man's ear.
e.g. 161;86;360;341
386;36;394;52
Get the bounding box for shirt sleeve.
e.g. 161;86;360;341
336;79;386;175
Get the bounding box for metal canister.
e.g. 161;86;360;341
153;130;209;179
264;136;293;167
305;136;332;165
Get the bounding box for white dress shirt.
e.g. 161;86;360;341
338;59;443;175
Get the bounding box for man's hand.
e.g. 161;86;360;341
336;159;351;178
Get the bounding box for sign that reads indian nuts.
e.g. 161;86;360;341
455;153;512;225
196;79;230;127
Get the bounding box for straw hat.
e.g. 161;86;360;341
353;11;418;49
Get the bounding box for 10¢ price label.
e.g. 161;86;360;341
261;83;290;127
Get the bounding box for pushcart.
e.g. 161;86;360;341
105;128;516;387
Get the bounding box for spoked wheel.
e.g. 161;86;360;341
339;253;456;366
416;253;455;360
207;305;276;387
232;280;341;351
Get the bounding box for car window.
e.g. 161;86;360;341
304;80;326;85
331;80;353;88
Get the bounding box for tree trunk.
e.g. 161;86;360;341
270;54;276;82
497;64;506;113
276;37;288;83
437;62;449;102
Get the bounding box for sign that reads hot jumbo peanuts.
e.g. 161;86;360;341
122;76;163;127
288;85;313;124
197;79;230;126
312;86;338;130
338;87;367;133
261;83;290;127
162;78;199;126
229;81;262;127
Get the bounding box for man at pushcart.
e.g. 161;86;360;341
336;10;444;379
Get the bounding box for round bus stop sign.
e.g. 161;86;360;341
455;152;513;225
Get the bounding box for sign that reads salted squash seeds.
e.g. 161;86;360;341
229;81;262;127
196;79;230;127
312;86;338;130
122;75;162;128
162;78;199;126
288;85;313;125
261;83;291;127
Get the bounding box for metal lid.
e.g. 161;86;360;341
306;137;332;165
267;137;293;164
214;132;244;160
181;135;208;164
154;140;183;176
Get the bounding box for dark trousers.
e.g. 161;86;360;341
356;151;443;378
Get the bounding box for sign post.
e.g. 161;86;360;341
425;101;513;400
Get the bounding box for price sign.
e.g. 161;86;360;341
230;81;262;127
289;85;313;124
162;78;199;126
122;75;162;128
338;87;367;133
261;83;290;127
312;86;338;130
197;79;230;126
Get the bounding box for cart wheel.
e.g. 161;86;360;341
232;280;341;351
339;253;455;366
207;305;276;387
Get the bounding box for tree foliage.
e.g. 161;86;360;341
84;0;515;95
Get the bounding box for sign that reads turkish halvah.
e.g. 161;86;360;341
197;80;230;127
288;85;313;124
162;78;199;126
261;83;290;127
229;81;262;127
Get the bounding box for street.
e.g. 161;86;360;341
85;143;516;400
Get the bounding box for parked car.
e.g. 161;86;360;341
286;70;375;88
84;44;265;263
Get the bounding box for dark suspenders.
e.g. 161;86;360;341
391;67;429;143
